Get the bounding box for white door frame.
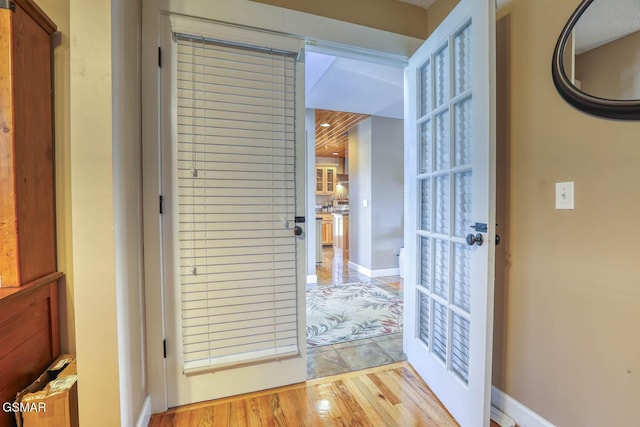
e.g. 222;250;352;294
142;0;423;413
303;43;408;285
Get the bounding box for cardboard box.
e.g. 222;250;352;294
14;354;78;427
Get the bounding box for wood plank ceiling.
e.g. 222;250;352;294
315;109;369;158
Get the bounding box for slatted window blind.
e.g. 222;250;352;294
175;34;298;372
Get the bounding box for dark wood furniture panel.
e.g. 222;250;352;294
0;273;62;427
0;2;60;426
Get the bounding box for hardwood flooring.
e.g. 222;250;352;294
149;362;461;427
315;247;364;286
151;251;503;427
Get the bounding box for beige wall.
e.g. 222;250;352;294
69;0;122;424
38;0;147;425
250;0;429;39
576;30;640;100
426;0;458;34
496;1;640;425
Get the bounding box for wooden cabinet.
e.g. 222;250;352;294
0;3;61;425
333;214;349;258
0;272;62;427
322;220;333;245
318;213;333;245
316;166;337;195
0;0;57;288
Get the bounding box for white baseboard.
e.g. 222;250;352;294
348;261;371;277
491;405;516;427
347;262;400;278
491;386;556;427
371;267;400;278
136;396;152;427
306;274;318;284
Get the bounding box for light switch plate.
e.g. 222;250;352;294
555;182;574;210
362;199;368;208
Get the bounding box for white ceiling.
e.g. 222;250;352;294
305;52;405;119
575;0;640;54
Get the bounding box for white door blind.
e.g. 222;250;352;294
175;34;298;372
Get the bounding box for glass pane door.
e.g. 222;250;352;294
403;1;496;423
416;19;473;385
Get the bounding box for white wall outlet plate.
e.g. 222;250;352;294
555;182;574;210
362;199;368;208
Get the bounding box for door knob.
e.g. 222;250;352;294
495;234;501;246
294;226;303;236
466;233;484;246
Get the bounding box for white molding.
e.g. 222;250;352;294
491;386;556;427
371;268;400;278
347;262;400;278
348;261;372;277
305;110;318;283
170;15;304;53
306;274;318;284
150;0;423;57
136;396;152;427
491;405;516;427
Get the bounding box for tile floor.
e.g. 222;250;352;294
306;248;406;380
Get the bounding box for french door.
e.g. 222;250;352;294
160;17;307;407
403;0;496;426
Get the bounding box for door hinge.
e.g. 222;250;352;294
163;339;167;358
159;195;163;214
158;47;162;68
0;1;16;11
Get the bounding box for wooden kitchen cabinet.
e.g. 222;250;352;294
315;166;337;195
318;213;333;245
0;0;57;288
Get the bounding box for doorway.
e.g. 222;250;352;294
142;3;496;424
303;50;407;379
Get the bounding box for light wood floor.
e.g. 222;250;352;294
152;252;501;426
150;361;501;426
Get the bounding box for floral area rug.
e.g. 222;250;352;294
306;282;403;347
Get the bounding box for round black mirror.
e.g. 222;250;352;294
551;0;640;120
